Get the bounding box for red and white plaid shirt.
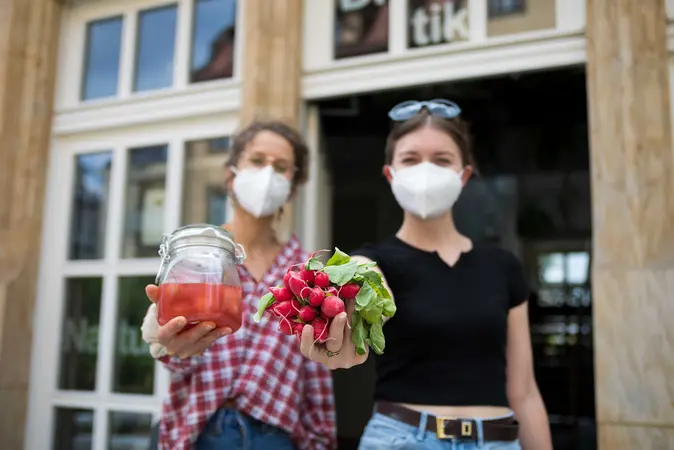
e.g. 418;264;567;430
157;235;336;450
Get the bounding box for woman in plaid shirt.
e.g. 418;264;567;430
141;121;337;450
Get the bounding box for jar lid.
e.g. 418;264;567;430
159;223;246;264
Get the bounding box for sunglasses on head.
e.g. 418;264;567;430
388;99;462;121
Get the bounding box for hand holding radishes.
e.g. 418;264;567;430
254;248;396;368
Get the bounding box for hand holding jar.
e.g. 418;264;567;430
141;224;247;359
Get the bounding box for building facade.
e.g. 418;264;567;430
0;0;672;449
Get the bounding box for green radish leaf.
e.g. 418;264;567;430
369;322;385;355
359;270;392;301
354;282;377;310
322;261;358;286
356;261;377;272
326;247;351;266
351;311;368;356
306;257;324;271
253;292;275;323
382;300;397;317
361;304;383;324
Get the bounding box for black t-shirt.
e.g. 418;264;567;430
352;236;529;407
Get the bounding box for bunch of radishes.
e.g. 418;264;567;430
254;248;396;355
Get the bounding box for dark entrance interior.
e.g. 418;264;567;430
316;67;596;450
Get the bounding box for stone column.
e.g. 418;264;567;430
586;0;674;448
240;0;303;124
0;0;61;448
239;0;304;240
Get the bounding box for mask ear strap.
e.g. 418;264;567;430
230;166;239;175
387;167;396;178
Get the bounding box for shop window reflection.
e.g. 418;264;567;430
182;137;231;226
108;411;153;450
191;0;237;82
69;152;113;260
113;276;155;395
122;145;168;258
53;408;93;450
134;5;177;92
81;17;123;101
58;278;103;391
488;0;525;18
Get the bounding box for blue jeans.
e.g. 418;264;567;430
195;408;296;450
358;412;521;450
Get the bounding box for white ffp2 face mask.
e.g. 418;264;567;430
389;161;464;220
232;165;291;218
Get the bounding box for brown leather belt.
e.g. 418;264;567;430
221;399;238;409
375;402;519;442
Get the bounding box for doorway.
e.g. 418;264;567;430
315;67;596;450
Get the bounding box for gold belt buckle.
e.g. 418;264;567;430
435;417;473;440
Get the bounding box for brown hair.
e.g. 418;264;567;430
226;120;309;187
384;110;475;169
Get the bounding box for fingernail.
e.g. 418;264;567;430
220;328;232;336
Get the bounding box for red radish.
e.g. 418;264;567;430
293;322;305;343
310;317;328;343
326;286;339;297
299;269;315;285
298;305;318;322
269;286;293;302
293;323;305;337
283;270;293;289
339;283;360;300
308;287;326;307
278;319;293;335
314;271;330;288
287;274;309;299
321;296;346;318
272;299;301;318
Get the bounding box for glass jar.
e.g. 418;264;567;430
155;224;246;333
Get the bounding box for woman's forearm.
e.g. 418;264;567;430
512;390;553;450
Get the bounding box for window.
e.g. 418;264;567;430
488;0;525;18
112;276;156;394
58;278;103;391
53;408;94;450
537;251;590;308
191;0;238;82
182;137;231;226
81;17;123;100
69;152;113;260
108;412;153;450
122;145;168;258
134;5;178;92
407;0;470;48
334;0;389;59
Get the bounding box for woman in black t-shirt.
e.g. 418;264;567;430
298;100;552;450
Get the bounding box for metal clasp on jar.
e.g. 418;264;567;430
234;243;246;264
155;234;171;284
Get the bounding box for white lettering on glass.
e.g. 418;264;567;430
410;0;469;47
62;317;149;357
